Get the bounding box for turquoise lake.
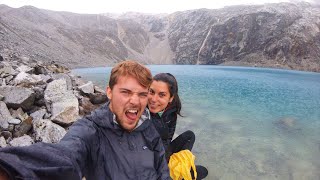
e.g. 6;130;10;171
72;65;320;180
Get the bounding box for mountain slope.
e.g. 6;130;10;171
0;3;319;72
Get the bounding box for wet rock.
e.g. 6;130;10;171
9;135;34;147
0;86;35;110
33;119;66;143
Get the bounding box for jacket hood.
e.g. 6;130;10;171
89;102;152;132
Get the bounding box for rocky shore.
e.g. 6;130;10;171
0;53;108;147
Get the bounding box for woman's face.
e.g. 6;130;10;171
148;80;174;113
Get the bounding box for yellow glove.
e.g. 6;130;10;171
168;150;197;180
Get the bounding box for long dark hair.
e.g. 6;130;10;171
153;73;182;117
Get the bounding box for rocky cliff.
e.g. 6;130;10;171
0;2;320;72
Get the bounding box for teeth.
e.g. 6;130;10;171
127;109;138;114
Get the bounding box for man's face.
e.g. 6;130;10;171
107;75;149;131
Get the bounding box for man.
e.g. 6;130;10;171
0;60;170;180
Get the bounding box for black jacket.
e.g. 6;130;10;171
150;106;177;151
0;103;170;180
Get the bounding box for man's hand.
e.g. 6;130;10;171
0;167;10;180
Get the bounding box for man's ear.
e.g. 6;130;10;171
106;86;112;100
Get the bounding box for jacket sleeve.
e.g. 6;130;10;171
0;117;97;180
147;127;171;180
166;114;177;144
154;138;172;180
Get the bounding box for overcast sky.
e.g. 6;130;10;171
0;0;316;14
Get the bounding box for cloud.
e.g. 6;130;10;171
310;0;320;4
289;0;320;4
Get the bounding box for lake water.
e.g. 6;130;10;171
72;65;320;180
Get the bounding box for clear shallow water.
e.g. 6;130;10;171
72;65;320;180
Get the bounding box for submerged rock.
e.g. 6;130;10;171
273;117;301;133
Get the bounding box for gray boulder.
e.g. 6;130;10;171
44;79;79;125
0;136;7;148
0;86;35;110
30;109;47;120
13;116;33;138
16;65;33;73
9;135;34;147
13;72;44;85
0;101;11;129
78;81;94;94
33;119;66;143
52;74;73;90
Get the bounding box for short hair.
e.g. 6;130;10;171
109;60;152;89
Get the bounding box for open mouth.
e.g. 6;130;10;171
125;109;138;121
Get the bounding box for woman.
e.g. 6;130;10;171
148;73;208;179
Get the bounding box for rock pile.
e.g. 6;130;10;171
0;53;108;148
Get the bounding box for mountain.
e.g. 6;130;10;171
0;2;319;72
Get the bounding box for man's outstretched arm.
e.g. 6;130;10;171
0;117;97;180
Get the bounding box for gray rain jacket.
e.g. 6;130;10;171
0;103;170;180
